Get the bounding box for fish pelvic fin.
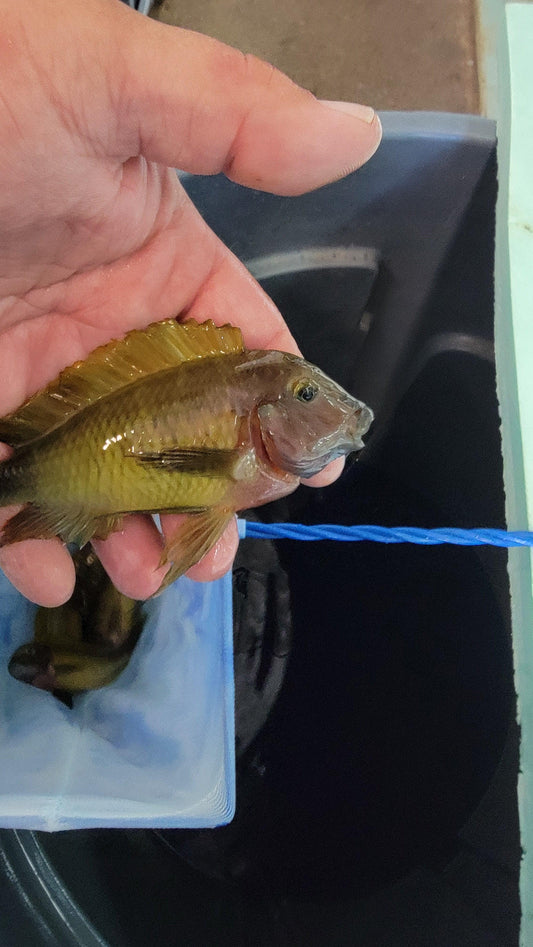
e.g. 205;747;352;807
0;503;98;548
0;319;244;447
155;507;234;595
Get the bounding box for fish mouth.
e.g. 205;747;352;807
304;401;374;474
347;402;374;450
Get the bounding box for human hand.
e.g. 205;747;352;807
0;0;381;605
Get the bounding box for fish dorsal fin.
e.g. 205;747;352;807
0;319;244;446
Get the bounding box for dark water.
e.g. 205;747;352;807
156;460;513;894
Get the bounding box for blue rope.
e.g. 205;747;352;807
239;521;533;547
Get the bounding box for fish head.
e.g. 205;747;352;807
256;355;373;478
8;641;57;691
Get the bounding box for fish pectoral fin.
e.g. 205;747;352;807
131;447;239;477
155;507;234;595
0;503;96;548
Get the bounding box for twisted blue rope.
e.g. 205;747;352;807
239;521;533;548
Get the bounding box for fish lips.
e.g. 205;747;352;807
257;400;374;478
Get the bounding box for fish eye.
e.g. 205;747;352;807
294;381;319;403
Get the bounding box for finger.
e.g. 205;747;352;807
116;13;381;194
0;534;75;606
184;245;301;354
302;456;346;488
92;514;167;600
160;514;239;583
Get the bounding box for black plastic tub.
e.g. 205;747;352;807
0;114;520;946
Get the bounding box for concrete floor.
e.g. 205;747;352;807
152;0;479;113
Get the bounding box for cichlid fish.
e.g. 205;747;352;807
8;547;145;696
8;640;132;695
0;319;373;587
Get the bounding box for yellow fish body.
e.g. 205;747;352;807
0;319;373;586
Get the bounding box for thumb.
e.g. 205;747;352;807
116;12;381;195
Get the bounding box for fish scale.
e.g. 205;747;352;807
30;363;244;514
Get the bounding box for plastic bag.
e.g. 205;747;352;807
0;571;235;831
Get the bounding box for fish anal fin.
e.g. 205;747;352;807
132;447;239;476
155;507;234;594
0;504;63;544
92;514;124;541
0;503;96;548
0;319;244;447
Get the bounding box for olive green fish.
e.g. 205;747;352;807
8;547;145;695
0;319;373;587
8;640;132;695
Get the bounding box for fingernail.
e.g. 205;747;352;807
320;100;376;124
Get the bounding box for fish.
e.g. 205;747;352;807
8;547;145;696
0;318;373;588
46;546;144;652
8;640;132;695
